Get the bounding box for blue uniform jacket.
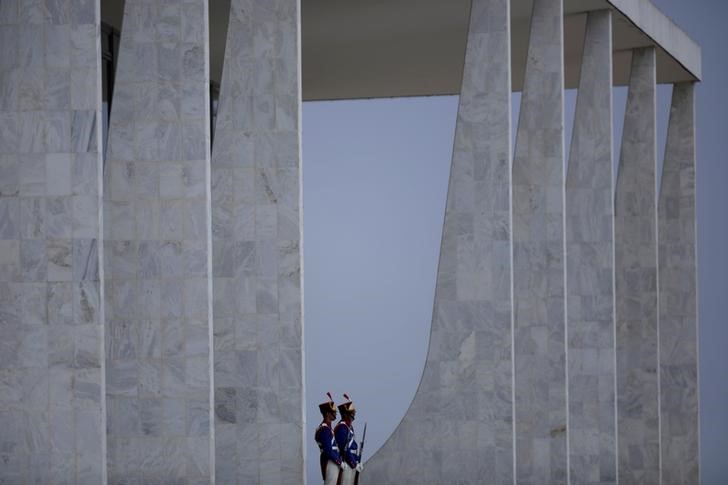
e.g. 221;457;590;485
315;422;341;479
334;421;359;468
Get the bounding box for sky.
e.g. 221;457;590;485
302;1;728;483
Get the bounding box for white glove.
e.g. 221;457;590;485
355;463;364;473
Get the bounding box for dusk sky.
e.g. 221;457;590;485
302;0;728;483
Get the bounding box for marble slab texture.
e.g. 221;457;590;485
103;0;213;482
0;0;105;483
658;82;699;484
210;0;304;483
615;47;659;484
512;0;567;482
363;0;513;482
565;10;616;484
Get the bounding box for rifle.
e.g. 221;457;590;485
353;423;367;485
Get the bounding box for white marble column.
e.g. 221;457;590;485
103;1;213;482
565;10;616;484
658;82;699;484
363;0;513;482
210;0;303;483
0;0;105;483
615;47;659;484
512;0;566;482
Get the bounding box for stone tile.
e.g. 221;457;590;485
45;196;72;238
45;153;72;196
44;0;71;25
47;239;72;281
72;239;98;281
45;25;70;68
44;111;71;153
140;398;163;437
45;68;71;110
186;398;209;437
70;110;96;153
70;24;96;68
20;238;46;282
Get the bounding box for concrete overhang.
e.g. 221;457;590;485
301;0;702;100
100;0;702;101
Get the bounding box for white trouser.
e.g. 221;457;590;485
338;462;356;485
324;460;340;485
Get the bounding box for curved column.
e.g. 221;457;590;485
103;1;213;482
210;0;303;483
615;47;659;483
565;11;616;484
0;1;105;483
363;0;512;482
658;82;699;484
512;0;566;482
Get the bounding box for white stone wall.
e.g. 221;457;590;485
0;0;105;482
102;0;213;482
211;0;303;483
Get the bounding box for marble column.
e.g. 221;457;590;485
0;0;105;483
512;0;566;482
103;0;212;482
363;0;512;482
615;47;659;484
210;0;303;483
565;11;616;484
658;82;699;484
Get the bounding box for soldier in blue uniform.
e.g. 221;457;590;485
315;392;342;484
334;394;363;485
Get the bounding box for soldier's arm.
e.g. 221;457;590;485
334;424;347;450
320;427;342;465
349;440;359;466
344;438;358;467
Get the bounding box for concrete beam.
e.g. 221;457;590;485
512;0;567;481
363;0;513;481
607;0;701;80
658;82;699;484
615;46;659;483
566;10;616;484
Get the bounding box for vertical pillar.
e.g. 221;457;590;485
363;0;512;482
103;0;212;482
210;0;303;483
615;47;659;483
0;0;104;483
658;82;699;484
512;0;566;482
565;11;616;484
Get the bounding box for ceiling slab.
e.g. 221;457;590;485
301;0;701;100
100;0;701;101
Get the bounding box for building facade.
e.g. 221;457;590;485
0;0;699;483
